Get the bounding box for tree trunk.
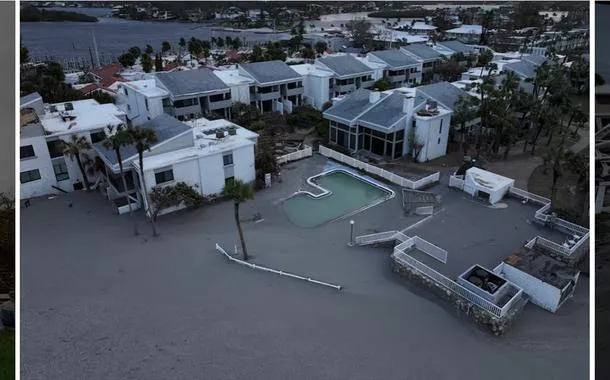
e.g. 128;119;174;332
235;202;248;261
139;152;158;237
503;144;511;160
75;154;90;191
530;125;544;155
461;125;468;156
550;167;560;211
546;129;554;146
117;151;138;236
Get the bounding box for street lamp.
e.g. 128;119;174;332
348;220;355;246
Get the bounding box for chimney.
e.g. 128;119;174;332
216;130;225;139
403;95;415;115
228;127;237;136
369;90;381;104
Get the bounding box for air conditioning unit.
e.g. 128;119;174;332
199;143;207;149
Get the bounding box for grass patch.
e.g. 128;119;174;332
0;330;14;380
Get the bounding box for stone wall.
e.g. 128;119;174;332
391;256;528;336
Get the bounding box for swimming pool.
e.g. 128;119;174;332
281;169;394;228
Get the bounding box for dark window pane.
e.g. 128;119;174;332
20;145;35;159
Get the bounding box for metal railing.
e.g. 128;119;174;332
509;187;551;205
215;244;342;290
393;251;504;318
355;230;399;246
319;146;440;190
413;236;448;264
277;145;313;165
552;218;589;236
533;236;572;256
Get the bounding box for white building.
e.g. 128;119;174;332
213;68;256;105
290;64;335;110
497;250;579;313
322;85;455;162
20;97;126;199
116;79;169;126
462;167;514;204
92;114;258;216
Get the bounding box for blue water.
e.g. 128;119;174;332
282;170;392;228
21;7;290;59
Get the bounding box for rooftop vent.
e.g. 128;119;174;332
199;143;207;149
216;130;225;139
228;128;237;136
195;134;204;139
49;105;58;113
64;103;74;111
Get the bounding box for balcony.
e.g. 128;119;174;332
335;83;356;93
255;91;281;101
388;74;407;83
285;86;304;97
208;99;232;110
360;80;375;88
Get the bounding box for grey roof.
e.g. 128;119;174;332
156;69;229;97
504;61;537;79
93;114;192;166
522;55;547;66
20;92;42;108
368;50;419;69
417;81;472;110
359;92;426;129
239;61;302;84
505;249;579;289
494;74;534;93
317;55;373;77
401;44;443;60
323;89;377;122
438;40;475;54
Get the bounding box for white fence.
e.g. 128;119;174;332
393;251;505;318
509;187;551;205
277;145;312;165
215;244;342;290
319;146;440;190
413;236;448;264
553;218;589;237
448;175;465;190
355;230;399;246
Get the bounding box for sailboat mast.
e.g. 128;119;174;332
92;30;101;68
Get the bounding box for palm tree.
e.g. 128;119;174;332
223;179;254;261
61;134;92;191
103;124;138;236
453;95;479;156
477;49;493;77
128;126;159;237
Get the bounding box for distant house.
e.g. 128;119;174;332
400;44;444;72
116;79;170;126
434;40;477;58
366;49;423;87
445;24;483;44
238;60;304;113
503;60;538;81
155;69;233;120
316;54;375;98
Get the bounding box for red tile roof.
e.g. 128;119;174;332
226;50;244;61
78;83;102;95
89;63;123;87
163;62;181;71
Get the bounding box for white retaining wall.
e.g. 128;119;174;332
277;145;313;165
319;146;440;190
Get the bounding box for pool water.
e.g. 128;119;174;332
282;170;393;228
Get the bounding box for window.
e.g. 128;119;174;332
395;130;404;141
223;153;234;166
438;137;441;144
20;145;35;159
210;94;225;102
47;140;64;158
154;168;174;184
90;130;106;144
127;104;131;111
145;98;149;111
439;120;443;134
20;169;41;184
53;161;69;181
174;98;198;108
